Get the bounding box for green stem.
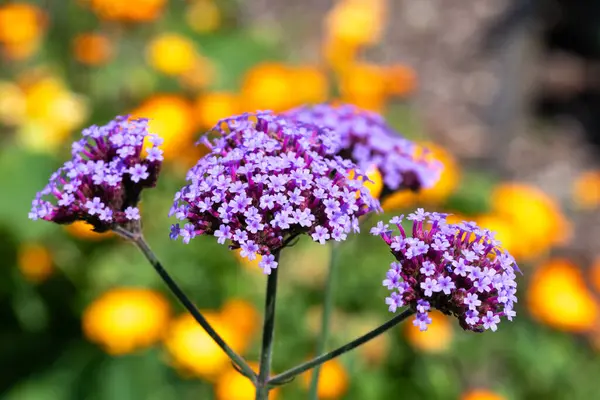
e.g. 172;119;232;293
256;252;281;400
308;243;340;399
114;227;257;382
269;308;414;386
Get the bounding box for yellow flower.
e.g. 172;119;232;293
349;166;383;199
301;359;349;399
73;32;113;66
221;298;260;338
233;248;263;273
290;66;329;105
17;74;88;152
186;0;221;33
215;363;279;400
404;310;453;353
381;190;417;211
491;183;570;259
416;142;459;204
384;64;417;97
0;81;26;126
461;389;506;400
573;170;600;210
164;312;246;380
381;142;454;210
528;259;598;332
474;214;515;255
591;258;600;294
0;3;45;45
322;36;359;72
338;62;387;112
325;0;386;47
87;0;166;22
65;221;114;240
82;288;171;355
195;92;240;129
132;95;196;160
17;243;53;284
241;63;295;112
146;33;198;76
2;39;41;60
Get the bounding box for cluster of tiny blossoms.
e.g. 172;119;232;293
371;209;519;332
28;116;163;232
284;104;442;196
170;111;380;274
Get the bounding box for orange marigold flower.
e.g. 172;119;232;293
301;359;349;399
491;183;571;259
73;33;113;66
573;170;600;210
462;389;506;400
146;33;198;76
0;3;46;45
404;310;453;353
82;288;171;355
215;363;279;400
195;92;240;128
87;0;167;22
290;66;329;105
528;258;598;332
17;243;53;283
241;62;295;112
132;95;196;160
384;64;417;97
164;312;246;380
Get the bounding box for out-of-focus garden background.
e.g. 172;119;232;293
1;0;600;399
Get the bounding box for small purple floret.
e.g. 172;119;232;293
29;116;163;232
170;111;380;274
284;104;442;197
372;210;520;333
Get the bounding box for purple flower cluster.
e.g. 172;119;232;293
29;116;163;232
284;104;442;197
170;111;380;274
371;209;519;332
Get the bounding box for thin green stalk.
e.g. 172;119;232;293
308;243;340;399
269;308;414;386
255;252;281;400
114;227;257;382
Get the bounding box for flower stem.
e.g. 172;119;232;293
308;243;340;399
256;251;281;400
114;227;257;382
268;308;414;386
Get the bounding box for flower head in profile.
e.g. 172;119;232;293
372;209;520;332
170;111;379;274
284;104;442;198
29;116;163;232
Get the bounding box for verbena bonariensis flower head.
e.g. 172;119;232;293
170;111;380;274
371;209;520;332
29;115;163;232
284;103;442;198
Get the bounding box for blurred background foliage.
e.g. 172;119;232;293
1;0;600;399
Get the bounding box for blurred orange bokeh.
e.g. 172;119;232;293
83;288;172;355
404;310;453;353
215;363;279;400
528;258;599;332
73;33;113;66
17;243;54;283
301;359;349;399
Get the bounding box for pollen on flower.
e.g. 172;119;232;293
283;103;442;199
169;111;380;274
28;115;163;232
372;209;520;333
